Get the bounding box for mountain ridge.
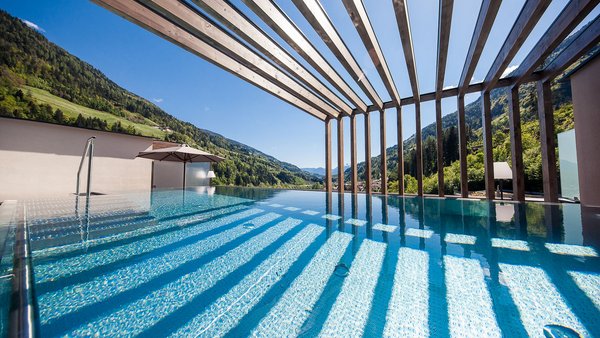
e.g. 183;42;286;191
0;10;322;188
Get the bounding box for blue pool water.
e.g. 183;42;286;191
2;187;600;337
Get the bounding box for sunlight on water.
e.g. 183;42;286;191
445;255;501;337
545;243;598;257
251;231;352;337
69;217;301;337
319;239;386;337
384;248;430;337
500;263;589;337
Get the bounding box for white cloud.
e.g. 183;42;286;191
501;64;519;78
443;85;456;90
21;19;45;32
152;98;163;103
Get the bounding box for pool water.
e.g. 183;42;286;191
5;187;600;337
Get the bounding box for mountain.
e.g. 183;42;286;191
0;10;322;189
347;24;598;194
302;164;350;177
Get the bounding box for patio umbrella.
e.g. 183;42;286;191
137;144;224;189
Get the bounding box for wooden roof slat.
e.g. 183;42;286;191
483;0;551;92
392;0;420;103
241;0;369;113
92;0;327;120
510;0;599;86
436;0;454;99
191;0;353;116
291;0;384;109
458;0;502;96
342;0;402;105
139;0;340;119
541;15;600;81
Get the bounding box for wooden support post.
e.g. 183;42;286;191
350;114;358;193
337;117;345;193
537;81;559;202
508;86;525;201
325;117;332;193
457;95;468;197
397;106;404;195
415;103;423;196
435;99;445;196
365;112;372;194
380;110;388;195
482;91;495;199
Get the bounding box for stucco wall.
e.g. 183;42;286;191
571;55;600;208
0;118;154;200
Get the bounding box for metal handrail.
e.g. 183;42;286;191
76;137;95;198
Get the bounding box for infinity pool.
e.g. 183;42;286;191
1;187;599;337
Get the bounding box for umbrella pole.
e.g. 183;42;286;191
183;162;186;190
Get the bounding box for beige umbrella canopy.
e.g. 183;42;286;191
137;144;224;189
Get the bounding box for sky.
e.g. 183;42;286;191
2;0;595;168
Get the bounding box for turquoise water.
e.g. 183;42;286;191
14;188;600;337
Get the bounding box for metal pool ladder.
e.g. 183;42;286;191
76;136;95;199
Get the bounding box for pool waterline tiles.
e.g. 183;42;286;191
66;217;304;337
251;231;353;337
175;224;325;337
38;212;283;325
319;239;386;337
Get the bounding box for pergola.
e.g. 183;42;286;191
93;0;600;201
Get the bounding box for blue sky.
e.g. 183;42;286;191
2;0;594;168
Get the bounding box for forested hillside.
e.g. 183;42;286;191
347;25;598;195
0;10;322;188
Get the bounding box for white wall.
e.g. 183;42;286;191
0;118;154;200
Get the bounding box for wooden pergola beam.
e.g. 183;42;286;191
537;81;558;202
397;106;404;195
511;0;599;86
242;0;368;113
142;0;340;119
292;0;383;109
508;87;525;201
435;0;454;196
392;0;420;103
325;118;333;192
415;103;424;196
457;95;468;197
342;0;402;105
481;91;495;199
364;112;372;194
380;110;388;195
436;0;454;97
92;0;327;121
337;117;345;193
541;15;600;82
192;0;353;116
350;114;358;193
483;0;551;92
458;0;502;96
